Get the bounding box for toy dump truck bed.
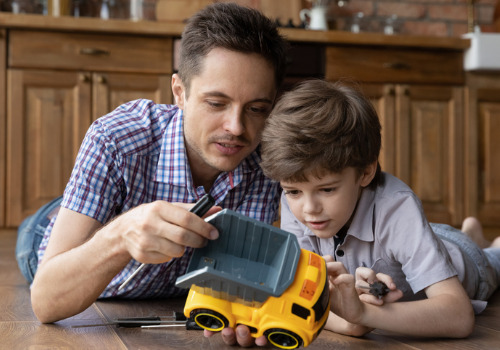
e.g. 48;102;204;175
175;209;301;302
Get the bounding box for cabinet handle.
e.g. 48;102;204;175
383;62;411;70
79;73;91;83
96;75;107;84
79;48;110;56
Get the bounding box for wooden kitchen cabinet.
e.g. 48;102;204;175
4;30;173;227
0;30;6;227
326;46;465;227
465;73;500;238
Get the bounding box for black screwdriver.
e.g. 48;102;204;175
72;312;202;330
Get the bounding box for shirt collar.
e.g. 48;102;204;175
155;108;189;187
347;186;376;242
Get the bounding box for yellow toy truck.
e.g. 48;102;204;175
175;209;330;349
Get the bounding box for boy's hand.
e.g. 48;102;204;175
326;261;366;324
354;267;403;305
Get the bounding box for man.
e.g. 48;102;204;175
25;3;288;346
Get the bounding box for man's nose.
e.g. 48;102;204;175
223;108;245;135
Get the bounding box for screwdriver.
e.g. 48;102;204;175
72;312;202;330
118;194;216;291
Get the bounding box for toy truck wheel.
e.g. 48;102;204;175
264;328;303;349
190;309;229;332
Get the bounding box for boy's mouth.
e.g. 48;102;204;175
306;220;329;230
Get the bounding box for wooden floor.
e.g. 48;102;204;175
1;228;500;349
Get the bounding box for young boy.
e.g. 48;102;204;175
260;79;500;338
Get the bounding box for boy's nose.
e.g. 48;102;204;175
303;197;322;214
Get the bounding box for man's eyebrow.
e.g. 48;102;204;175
202;91;273;104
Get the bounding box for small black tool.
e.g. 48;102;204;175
72;312;202;330
358;281;390;299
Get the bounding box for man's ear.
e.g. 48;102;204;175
360;161;378;187
171;74;186;109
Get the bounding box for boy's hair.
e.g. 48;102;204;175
178;2;289;96
261;80;382;186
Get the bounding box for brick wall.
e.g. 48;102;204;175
328;0;499;36
1;0;498;37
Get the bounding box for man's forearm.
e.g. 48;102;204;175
31;226;130;323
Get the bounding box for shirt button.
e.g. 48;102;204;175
337;250;344;257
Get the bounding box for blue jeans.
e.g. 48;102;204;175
431;223;500;301
15;196;63;283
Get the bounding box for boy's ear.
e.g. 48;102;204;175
360;161;378;187
171;74;186;109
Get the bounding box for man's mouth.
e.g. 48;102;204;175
215;142;244;155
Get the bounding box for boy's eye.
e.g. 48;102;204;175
283;189;300;197
321;187;337;193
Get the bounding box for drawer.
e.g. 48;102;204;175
325;46;464;85
9;30;172;74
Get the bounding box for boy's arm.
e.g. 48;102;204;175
324;310;374;337
329;266;475;338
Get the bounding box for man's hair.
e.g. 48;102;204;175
178;2;289;96
261;79;382;186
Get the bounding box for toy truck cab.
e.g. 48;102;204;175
176;209;330;349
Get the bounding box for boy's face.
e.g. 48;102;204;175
172;48;276;186
281;167;373;239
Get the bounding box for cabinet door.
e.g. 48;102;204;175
92;72;172;121
465;74;500;235
396;85;464;226
357;83;397;175
6;69;91;226
0;30;6;227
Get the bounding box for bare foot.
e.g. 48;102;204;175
491;237;500;248
461;217;490;249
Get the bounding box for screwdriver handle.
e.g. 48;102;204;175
115;317;161;327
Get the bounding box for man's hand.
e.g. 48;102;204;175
204;325;267;347
118;201;220;264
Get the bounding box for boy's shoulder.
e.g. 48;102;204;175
377;172;414;196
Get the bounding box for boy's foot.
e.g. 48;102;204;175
461;217;490;249
491;237;500;248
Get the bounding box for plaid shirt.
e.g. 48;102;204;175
38;99;280;299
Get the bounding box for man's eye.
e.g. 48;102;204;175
207;101;225;108
248;106;270;116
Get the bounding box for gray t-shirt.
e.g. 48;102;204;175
281;172;468;301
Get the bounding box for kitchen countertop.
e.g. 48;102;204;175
0;12;470;51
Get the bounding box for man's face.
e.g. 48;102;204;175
280;168;368;239
173;48;276;185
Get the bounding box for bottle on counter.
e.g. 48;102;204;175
130;0;143;21
48;0;71;16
